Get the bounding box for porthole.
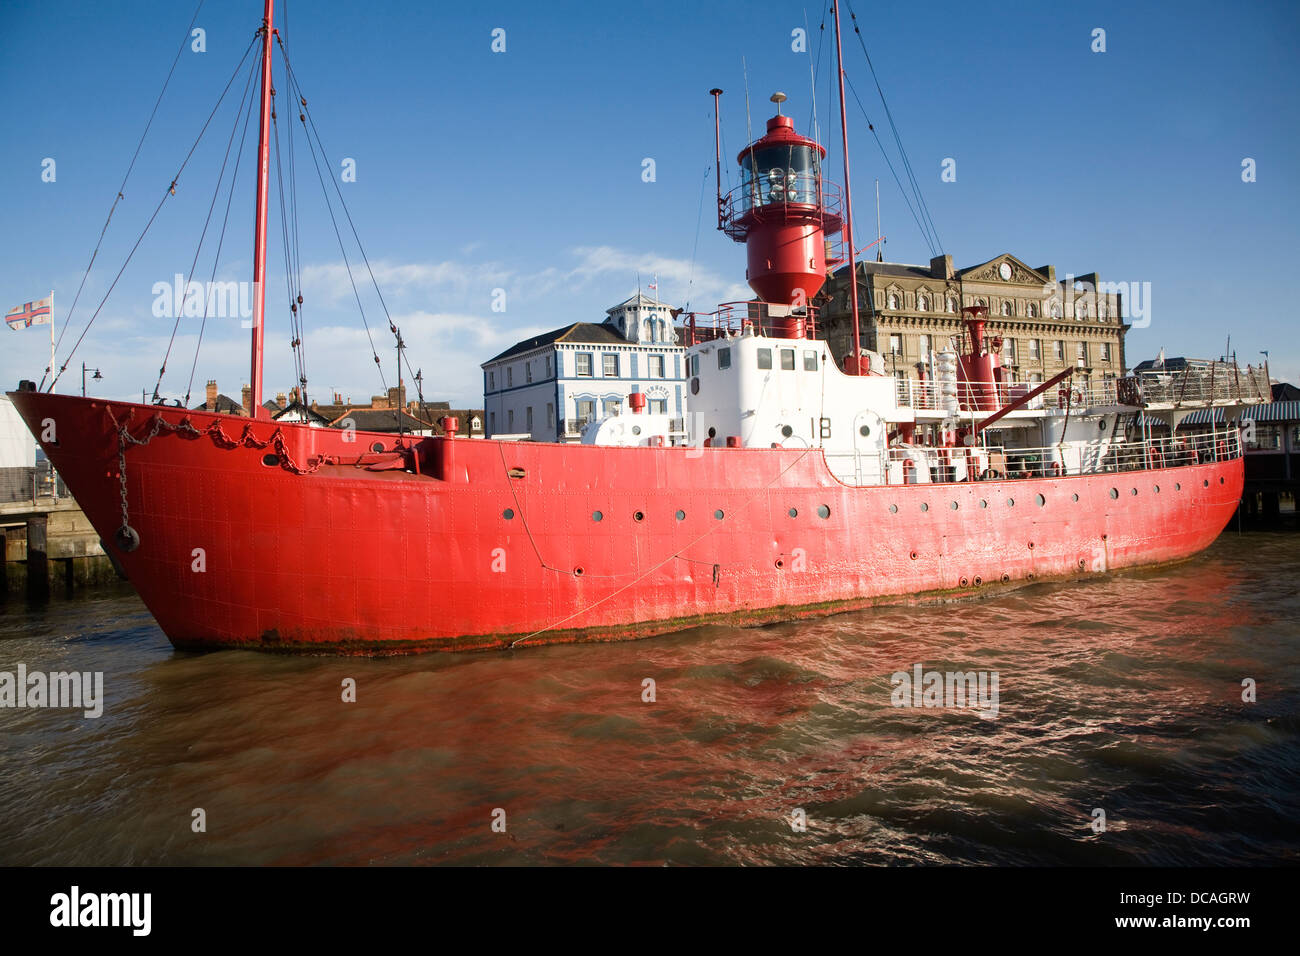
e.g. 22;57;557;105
859;425;870;437
1219;476;1225;485
959;577;969;587
676;510;686;521
1130;488;1138;496
1175;482;1181;491
910;550;918;560
1072;493;1079;502
592;510;603;522
1154;485;1160;494
1036;494;1045;507
1000;573;1010;583
973;576;983;586
979;499;988;509
788;507;798;518
631;425;642;436
503;508;515;520
781;424;793;438
888;504;898;514
950;501;959;510
817;504;831;519
1203;479;1209;488
633;511;645;522
1027;541;1035;550
774;558;784;569
573;566;584;577
261;453;280;467
707;427;717;439
1006;498;1015;508
714;509;725;520
370;442;384;453
920;502;929;512
1109;488;1119;499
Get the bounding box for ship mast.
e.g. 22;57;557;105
250;0;275;419
831;0;862;373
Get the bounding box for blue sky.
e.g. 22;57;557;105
1;0;1297;407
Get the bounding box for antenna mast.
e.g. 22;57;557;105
249;0;275;419
832;0;861;373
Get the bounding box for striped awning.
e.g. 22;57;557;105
1137;400;1300;426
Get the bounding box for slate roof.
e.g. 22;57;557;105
485;321;628;363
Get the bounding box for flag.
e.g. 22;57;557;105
6;296;52;330
1153;347;1165;369
648;274;658;291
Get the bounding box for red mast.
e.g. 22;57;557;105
832;0;862;374
249;0;275;420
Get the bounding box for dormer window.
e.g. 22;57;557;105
888;293;900;310
1027;303;1038;318
917;294;929;311
1051;301;1062;319
946;297;957;313
1001;301;1013;316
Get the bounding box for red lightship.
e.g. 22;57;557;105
8;1;1266;653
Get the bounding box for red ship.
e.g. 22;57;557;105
7;1;1267;653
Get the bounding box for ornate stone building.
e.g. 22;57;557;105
818;254;1129;394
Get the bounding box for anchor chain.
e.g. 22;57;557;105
108;408;323;553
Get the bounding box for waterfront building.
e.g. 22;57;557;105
482;293;687;441
818;254;1129;394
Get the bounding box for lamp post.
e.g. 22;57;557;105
81;363;102;397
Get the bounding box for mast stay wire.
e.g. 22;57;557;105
48;33;262;393
44;0;208;392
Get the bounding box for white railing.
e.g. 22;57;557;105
894;378;1122;412
1136;364;1270;406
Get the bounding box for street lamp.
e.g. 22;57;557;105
81;363;102;397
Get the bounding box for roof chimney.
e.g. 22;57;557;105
205;380;217;411
241;384;251;415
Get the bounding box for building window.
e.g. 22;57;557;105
1003;338;1016;362
918;334;931;357
1029;373;1042;386
603;353;618;377
576;353;593;377
1100;342;1111;362
546;402;554;427
506;367;513;387
803;350;818;371
1027;302;1038;318
507;409;514;431
546;356;553;378
489;370;495;391
889;333;902;353
1054;340;1065;360
526;406;533;431
757;347;772;369
1028;338;1040;359
526;362;533;384
576;399;595;425
649;354;665;378
489;411;496;432
946;297;957;313
650;398;668;415
1051;301;1062;319
917;294;929;311
1001;301;1012;316
1076;341;1087;362
718;347;731;370
888;293;900;310
603;398;620;417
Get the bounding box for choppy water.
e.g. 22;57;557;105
2;531;1298;866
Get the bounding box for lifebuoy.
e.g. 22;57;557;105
981;467;1002;480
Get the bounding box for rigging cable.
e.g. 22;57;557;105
49;33;262;392
153;51;261;402
43;0;208;391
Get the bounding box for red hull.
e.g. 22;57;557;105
10;392;1243;654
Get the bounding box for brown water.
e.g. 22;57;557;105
2;531;1298;865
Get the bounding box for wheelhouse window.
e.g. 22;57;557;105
757;347;772;369
780;348;795;370
718;347;731;370
803;350;818;371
